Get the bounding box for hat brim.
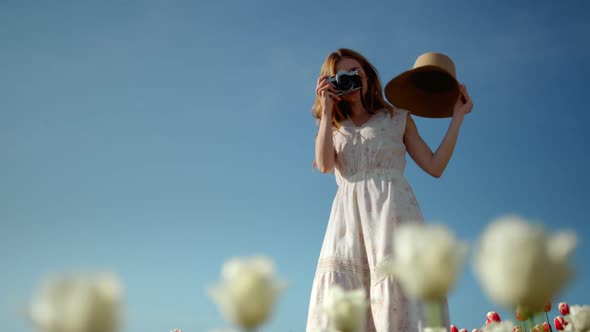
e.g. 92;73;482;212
384;65;460;118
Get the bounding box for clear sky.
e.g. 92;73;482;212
1;1;589;331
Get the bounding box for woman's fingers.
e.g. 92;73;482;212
315;75;329;95
460;85;474;112
320;89;341;101
317;75;329;85
459;85;473;114
317;81;339;96
457;84;472;104
453;84;473;115
462;85;473;105
316;75;341;96
325;91;342;101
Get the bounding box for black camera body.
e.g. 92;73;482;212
327;70;362;96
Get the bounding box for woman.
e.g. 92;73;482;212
307;48;473;332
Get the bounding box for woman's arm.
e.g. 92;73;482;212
314;75;341;173
315;115;337;173
404;84;473;178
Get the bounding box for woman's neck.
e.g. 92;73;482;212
347;100;369;118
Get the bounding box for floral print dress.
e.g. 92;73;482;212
306;108;450;332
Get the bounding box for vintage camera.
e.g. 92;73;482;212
327;70;362;96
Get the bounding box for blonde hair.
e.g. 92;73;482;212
312;48;394;129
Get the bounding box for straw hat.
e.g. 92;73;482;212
384;52;460;118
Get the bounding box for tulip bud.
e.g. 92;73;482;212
558;302;570;315
554;316;566;331
544;302;552;313
543;322;551;332
451;325;459;332
473;329;483;332
486;311;501;324
459;329;467;332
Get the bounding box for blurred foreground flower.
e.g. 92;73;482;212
480;321;515;332
516;306;532;322
378;223;468;302
424;328;448;332
208;255;287;331
30;272;123;332
378;223;467;329
473;215;576;311
567;305;590;332
322;285;368;332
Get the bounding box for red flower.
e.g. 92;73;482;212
486;311;501;324
543;322;551;332
451;325;459;332
554;316;566;331
459;329;467;332
559;302;570;315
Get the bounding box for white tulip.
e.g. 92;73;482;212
377;223;468;301
30;272;123;332
568;305;590;332
424;327;449;332
480;321;515;332
473;215;576;311
208;256;286;330
322;285;368;332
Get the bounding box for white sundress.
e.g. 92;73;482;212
306;108;450;332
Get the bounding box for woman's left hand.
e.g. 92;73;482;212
453;84;473;117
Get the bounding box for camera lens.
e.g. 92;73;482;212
337;76;352;90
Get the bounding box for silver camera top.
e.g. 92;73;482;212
327;70;362;96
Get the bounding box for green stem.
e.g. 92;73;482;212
516;311;527;332
545;312;553;332
425;300;442;328
524;320;528;332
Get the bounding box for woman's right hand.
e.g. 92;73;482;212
315;75;342;115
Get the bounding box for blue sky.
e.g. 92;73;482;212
1;1;589;331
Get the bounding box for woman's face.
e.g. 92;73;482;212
334;57;369;102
